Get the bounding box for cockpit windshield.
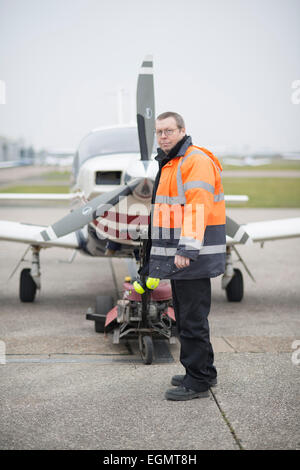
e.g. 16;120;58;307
72;127;141;177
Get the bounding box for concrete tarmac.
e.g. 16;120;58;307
0;206;299;450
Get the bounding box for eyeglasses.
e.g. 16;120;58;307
155;128;180;137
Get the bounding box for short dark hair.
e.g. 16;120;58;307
156;112;185;129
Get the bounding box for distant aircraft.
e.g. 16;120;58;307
0;159;32;169
43;148;75;167
281;152;300;161
221;154;273;167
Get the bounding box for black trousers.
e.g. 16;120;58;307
171;278;217;392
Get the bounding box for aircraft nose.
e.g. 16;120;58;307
132;177;153;200
124;159;158;184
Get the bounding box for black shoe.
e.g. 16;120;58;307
165;385;209;401
171;374;217;387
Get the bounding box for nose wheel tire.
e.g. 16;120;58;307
139;335;153;365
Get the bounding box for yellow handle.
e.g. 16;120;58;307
133;277;160;294
133;280;145;294
146;277;160;290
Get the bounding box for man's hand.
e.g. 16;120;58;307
174;254;190;269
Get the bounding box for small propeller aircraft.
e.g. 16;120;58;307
1;55;300;360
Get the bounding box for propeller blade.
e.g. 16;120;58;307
39;179;142;241
226;216;252;245
136;55;155;161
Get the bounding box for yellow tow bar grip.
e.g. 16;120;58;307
133;277;160;294
146;277;160;290
133;280;145;294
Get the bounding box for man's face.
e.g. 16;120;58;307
155;117;186;154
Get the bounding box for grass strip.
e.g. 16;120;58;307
223;177;300;208
0;185;70;193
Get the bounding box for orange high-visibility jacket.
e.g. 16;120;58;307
148;137;226;279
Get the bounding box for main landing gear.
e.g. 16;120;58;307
222;245;255;302
17;246;41;302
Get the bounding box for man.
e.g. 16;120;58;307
143;111;226;401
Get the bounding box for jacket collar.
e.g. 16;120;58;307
176;135;193;157
155;135;193;164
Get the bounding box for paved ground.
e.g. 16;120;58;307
0;205;299;450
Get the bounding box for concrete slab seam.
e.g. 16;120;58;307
222;336;237;352
209;387;244;450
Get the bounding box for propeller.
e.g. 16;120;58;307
225;216;255;283
39;180;142;242
226;215;252;245
136;55;155;161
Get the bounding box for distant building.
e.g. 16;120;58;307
0;136;35;164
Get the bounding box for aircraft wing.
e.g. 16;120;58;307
0;220;83;249
225;195;248;203
242;217;300;243
226;217;300;245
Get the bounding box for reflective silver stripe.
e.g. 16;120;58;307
183;180;214;194
151;226;159;239
177;149;216;203
181;149;201;164
151;244;226;257
214;192;224;202
152;227;182;239
176;160;186;202
155;195;186;204
176;150;200;202
150;246;177;256
199;244;226;255
157;150;199;207
179;236;203;250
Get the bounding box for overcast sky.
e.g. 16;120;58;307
0;0;299;153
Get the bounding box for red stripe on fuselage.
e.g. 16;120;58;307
101;211;150;225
